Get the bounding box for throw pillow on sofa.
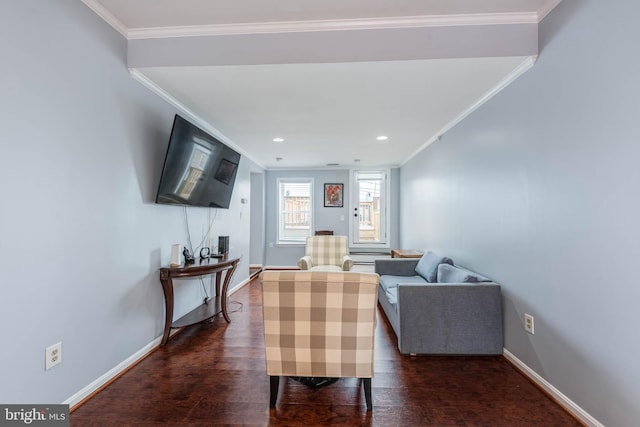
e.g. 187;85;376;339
436;264;491;283
414;251;453;282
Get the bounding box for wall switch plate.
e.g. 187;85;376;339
45;342;62;370
524;314;535;335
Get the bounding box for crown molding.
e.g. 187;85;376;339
128;69;265;170
538;0;564;22
81;0;128;37
402;55;537;166
127;12;538;40
83;1;559;41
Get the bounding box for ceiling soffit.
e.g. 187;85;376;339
81;0;563;39
79;0;555;168
127;24;537;68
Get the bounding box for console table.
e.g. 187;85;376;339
390;249;423;259
159;255;239;346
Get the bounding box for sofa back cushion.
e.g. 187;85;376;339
414;251;453;282
436;264;491;283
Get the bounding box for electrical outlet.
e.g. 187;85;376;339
524;314;535;335
45;342;62;370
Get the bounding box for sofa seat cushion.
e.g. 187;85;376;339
310;265;343;272
379;274;428;309
379;274;427;291
436;264;492;283
414;251;453;282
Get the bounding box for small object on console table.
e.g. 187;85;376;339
199;247;210;259
182;247;195;264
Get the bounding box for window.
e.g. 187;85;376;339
278;178;313;244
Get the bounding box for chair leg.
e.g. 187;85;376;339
269;376;279;408
363;378;372;410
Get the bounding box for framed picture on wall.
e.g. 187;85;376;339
324;183;343;207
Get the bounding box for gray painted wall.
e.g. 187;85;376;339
400;1;639;425
264;169;350;266
250;172;266;265
0;0;259;404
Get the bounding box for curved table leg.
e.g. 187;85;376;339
159;275;174;346
220;261;238;322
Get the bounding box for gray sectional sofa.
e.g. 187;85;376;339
375;251;503;355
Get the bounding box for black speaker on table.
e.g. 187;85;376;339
218;236;229;255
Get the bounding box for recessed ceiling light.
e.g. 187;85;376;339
376;135;388;141
273;137;284;142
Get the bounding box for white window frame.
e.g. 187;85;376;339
349;169;391;250
277;178;314;245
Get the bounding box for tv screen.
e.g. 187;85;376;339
155;115;241;209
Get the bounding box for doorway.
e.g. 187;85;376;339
350;170;389;250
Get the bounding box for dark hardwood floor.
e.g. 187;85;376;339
71;277;582;426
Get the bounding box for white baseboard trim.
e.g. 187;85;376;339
503;348;603;427
229;277;251;295
66;276;253;409
64;335;162;408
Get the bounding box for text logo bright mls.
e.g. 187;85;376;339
1;405;68;426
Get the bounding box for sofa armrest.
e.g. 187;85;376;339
298;255;312;270
341;255;353;271
396;283;503;355
374;258;420;276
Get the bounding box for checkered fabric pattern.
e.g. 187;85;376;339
260;271;379;378
301;235;351;270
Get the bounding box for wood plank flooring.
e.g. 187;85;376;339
71;277;582;426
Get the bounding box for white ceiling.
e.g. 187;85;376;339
83;0;562;169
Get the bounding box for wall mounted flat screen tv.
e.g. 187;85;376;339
155;115;241;209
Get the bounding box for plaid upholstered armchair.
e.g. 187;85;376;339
260;270;379;409
297;235;353;271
